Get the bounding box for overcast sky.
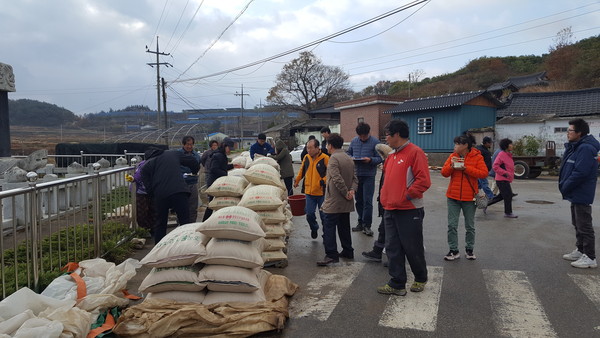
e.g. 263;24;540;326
2;0;599;115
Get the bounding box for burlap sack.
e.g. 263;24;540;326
205;176;248;197
198;206;265;241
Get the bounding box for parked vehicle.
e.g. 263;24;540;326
513;141;560;179
290;145;305;163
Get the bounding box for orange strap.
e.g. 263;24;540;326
61;262;79;273
86;312;115;338
69;272;87;300
121;289;142;300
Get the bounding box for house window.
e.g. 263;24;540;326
357;117;364;124
417;117;433;134
554;127;568;133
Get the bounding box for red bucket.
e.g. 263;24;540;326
288;194;306;216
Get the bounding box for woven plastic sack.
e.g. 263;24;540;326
198;238;263;268
250;156;280;171
205;175;248;197
198;206;265;241
208;196;241;210
238;185;284;211
243;164;284;188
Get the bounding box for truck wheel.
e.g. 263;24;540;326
514;161;530;179
528;168;542;178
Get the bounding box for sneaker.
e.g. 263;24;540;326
444;251;460;261
363;227;374;236
352;223;364;232
504;213;518;218
410;281;426;292
311;229;318;239
362;250;382;262
466;250;476;260
562;248;583;261
571;254;598;268
339;251;354;259
316;256;339;266
377;284;407;296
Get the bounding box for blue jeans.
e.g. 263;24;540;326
356;175;375;227
478;178;494;199
305;194;325;232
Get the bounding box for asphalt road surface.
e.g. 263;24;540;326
268;165;600;338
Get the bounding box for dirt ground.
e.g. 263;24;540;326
9;126;119;156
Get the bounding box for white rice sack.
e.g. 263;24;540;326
231;156;248;168
146;290;206;304
251;156;280;171
208;196;241;210
139;265;205;293
228;168;247;177
264;238;286;251
205;176;248;197
240;151;251;158
243;183;287;201
261;250;288;263
199;238;263;268
203;289;265;305
264;224;287;238
198;265;260;293
199;206;265;241
243;164;284;188
252;237;268;253
282;220;293;235
238;185;284;211
256;205;287;224
140;228;207;268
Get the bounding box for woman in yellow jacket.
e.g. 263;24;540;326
441;134;488;261
294;139;329;239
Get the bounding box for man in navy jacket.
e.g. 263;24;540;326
559;118;600;269
250;133;275;159
347;122;381;236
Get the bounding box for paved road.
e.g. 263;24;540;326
270;165;600;338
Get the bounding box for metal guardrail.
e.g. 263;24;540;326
0;165;137;298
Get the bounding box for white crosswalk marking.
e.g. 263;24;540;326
483;269;557;338
569;274;600;310
288;262;364;320
378;266;443;332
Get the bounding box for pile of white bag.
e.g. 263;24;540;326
0;258;142;337
137;205;271;305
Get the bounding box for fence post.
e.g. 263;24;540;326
26;171;39;292
92;163;102;257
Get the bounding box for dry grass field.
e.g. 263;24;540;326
9;126;119;155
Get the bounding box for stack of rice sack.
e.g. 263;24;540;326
241;158;292;266
205;175;248;211
138;223;209;304
196;206;268;304
232;151;252;169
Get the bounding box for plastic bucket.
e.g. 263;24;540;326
288;194;306;216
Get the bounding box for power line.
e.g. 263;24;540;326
170;0;429;84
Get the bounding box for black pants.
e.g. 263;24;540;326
322;212;352;259
372;217;385;253
571;203;596;260
487;180;513;214
154;192;190;244
283;176;293;196
202;196;214;222
384;208;427;289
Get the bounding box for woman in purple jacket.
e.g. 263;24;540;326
486;138;518;218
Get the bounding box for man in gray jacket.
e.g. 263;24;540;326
317;133;358;266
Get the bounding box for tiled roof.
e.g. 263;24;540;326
308;106;339;114
384;91;486;114
497;88;600;117
487;71;548;92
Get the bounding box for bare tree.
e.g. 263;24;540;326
409;69;425;83
267;51;353;112
549;26;574;52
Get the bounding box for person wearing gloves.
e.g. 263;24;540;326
271;139;295;196
441;134;488;261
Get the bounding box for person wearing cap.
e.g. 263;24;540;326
475;136;494;201
202;137;237;221
250;133;275;159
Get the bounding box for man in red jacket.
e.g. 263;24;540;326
377;119;431;296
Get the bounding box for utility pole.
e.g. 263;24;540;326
408;73;411;98
146;36;171;130
234;84;249;141
161;77;168;146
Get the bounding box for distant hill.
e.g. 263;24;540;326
360;34;600;98
8;99;79;127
